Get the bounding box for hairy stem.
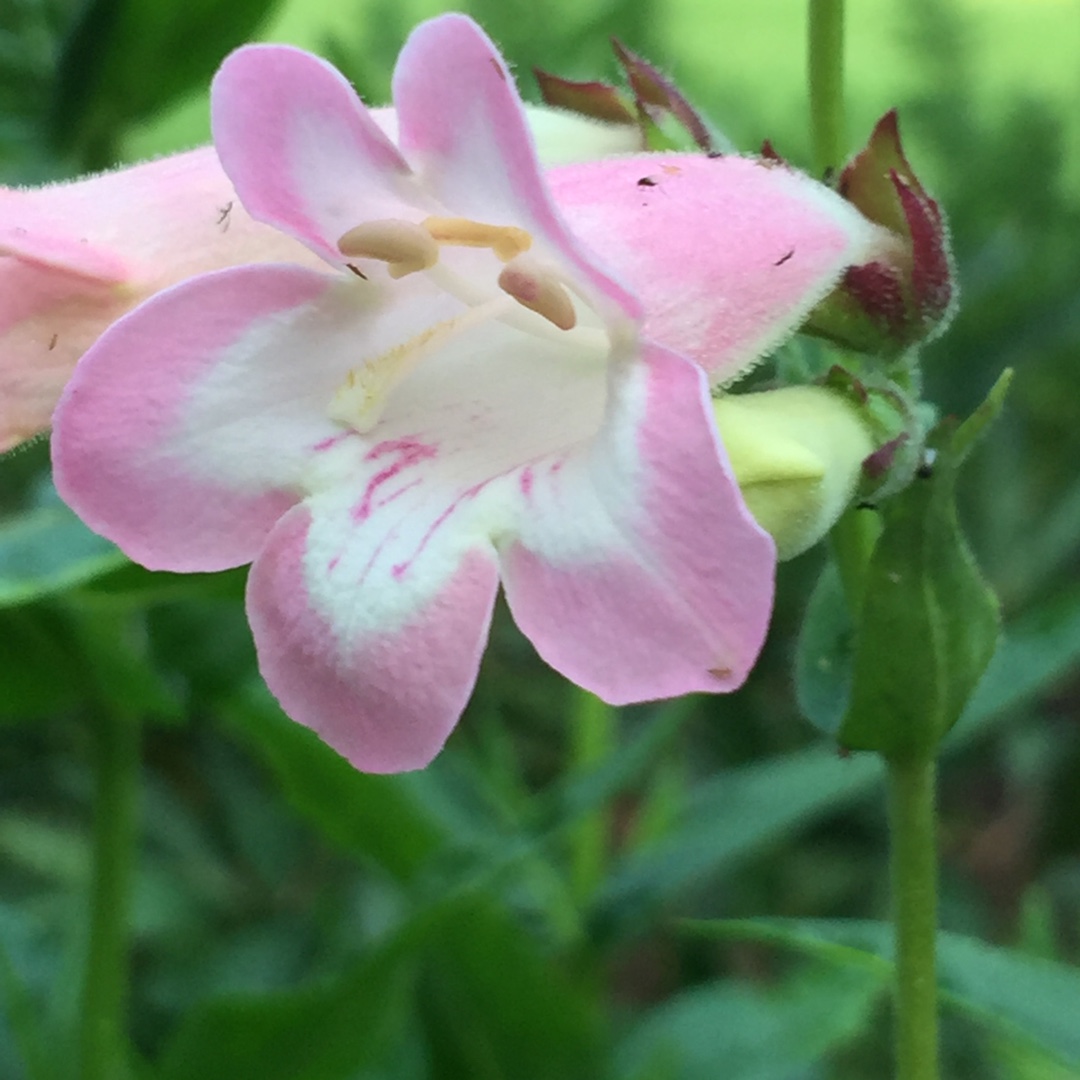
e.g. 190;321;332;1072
887;754;940;1080
808;0;847;176
79;704;139;1080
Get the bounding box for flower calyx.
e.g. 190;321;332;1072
535;39;726;155
802;111;957;360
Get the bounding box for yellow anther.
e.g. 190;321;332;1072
422;216;532;262
498;257;577;331
337;219;439;279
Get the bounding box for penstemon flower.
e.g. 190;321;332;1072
0;109;642;453
52;14;886;772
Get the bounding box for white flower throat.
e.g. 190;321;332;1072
327;215;605;433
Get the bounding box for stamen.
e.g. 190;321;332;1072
422;216;532;262
337;219;439;279
498;256;577;331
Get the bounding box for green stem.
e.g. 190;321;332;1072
808;0;847;176
79;704;139;1080
568;690;616;905
887;755;940;1080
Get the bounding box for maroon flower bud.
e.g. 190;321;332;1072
805;111;957;357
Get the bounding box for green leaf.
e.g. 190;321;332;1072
421;898;606;1080
688;918;1080;1069
219;684;448;883
617;965;886;1080
0;498;125;609
154;912;431;1080
0;608;80;722
794;559;853;738
814;373;1010;758
591;746;883;938
51;0;282;161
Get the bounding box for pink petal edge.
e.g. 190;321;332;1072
501;339;775;701
248;501;500;773
52;264;341;571
211;45;414;265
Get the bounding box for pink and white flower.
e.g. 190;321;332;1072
0;149;322;452
53;15;885;772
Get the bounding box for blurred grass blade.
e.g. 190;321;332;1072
0;939;58;1080
0;496;125;608
618;964;885;1080
591;747;883;938
689;919;1080;1070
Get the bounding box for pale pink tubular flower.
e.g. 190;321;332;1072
53;15;885;772
0;150;326;452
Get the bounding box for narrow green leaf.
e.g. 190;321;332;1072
591;747;882;937
688;918;1080;1069
0;501;124;609
618;965;886;1080
219;684;448;883
839;450;1000;757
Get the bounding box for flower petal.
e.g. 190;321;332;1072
500;340;775;701
211;45;416;264
392;14;640;321
247;491;499;773
1;147;322;452
548;154;890;380
52;263;385;572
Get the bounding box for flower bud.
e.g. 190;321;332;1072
803;111;957;357
715;385;874;559
535;39;729;155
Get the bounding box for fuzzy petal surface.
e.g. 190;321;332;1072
0;148;318;452
248;498;499;773
391;14;639;320
212;46;417;265
501;341;774;700
547;154;889;381
51;263;404;571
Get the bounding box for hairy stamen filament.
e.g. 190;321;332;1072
327;297;515;433
421;216;532;262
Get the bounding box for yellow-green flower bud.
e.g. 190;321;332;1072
714;386;873;560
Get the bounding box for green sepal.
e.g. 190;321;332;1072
801;371;1011;759
843;371;1010;757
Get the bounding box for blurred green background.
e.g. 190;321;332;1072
2;0;1080;1077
